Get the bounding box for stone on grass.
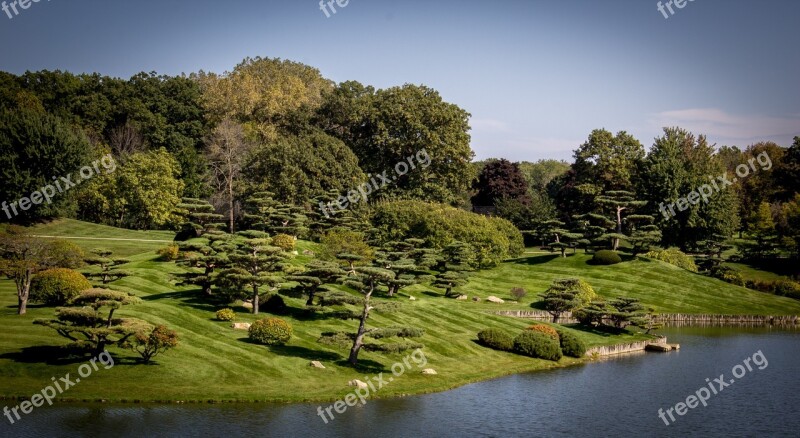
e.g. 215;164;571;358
455;294;468;300
409;296;417;301
348;379;369;389
310;361;326;369
486;296;505;304
231;322;251;330
421;368;438;375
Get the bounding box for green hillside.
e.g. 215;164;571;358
0;220;797;403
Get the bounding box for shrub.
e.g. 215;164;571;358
318;331;353;348
592;250;621;265
249;318;293;345
363;342;424;353
156;244;180;261
271;234;296;251
129;325;179;364
711;266;745;286
524;324;559;340
30;268;92;305
513;331;562;361
775;280;800;300
216;308;235;321
263;294;288;314
477;328;514;351
555;329;587;358
510;287;527;301
370;200;524;267
644;249;698;272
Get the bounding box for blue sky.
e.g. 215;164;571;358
1;0;798;161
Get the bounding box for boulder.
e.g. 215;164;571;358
455;294;468;300
409;296;417;301
231;322;251;330
421;368;438;375
348;379;369;389
309;361;326;369
486;296;505;304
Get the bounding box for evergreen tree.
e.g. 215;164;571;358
83;249;132;285
175;197;225;239
432;241;475;297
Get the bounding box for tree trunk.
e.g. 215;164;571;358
228;184;235;234
17;295;27;315
348;290;373;365
552;313;559;324
253;286;259;314
17;279;30;315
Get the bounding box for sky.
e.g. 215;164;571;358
1;0;798;162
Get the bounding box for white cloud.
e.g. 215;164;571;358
649;108;800;144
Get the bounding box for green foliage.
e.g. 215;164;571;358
320;230;374;267
369;327;425;339
524;324;560;340
248;318;293;346
363;342;424;353
34;288;144;355
0;108;91;221
370;200;523;267
774;280;800;300
510;287;527;301
644;248;698;272
78;149;185;229
710;266;746;286
128;325;179;364
215;308;235;321
592;250;622;265
512;331;562;361
271;234;296;252
318;331;353;348
555;329;587;358
263;294;288;314
477;328;514;352
156;244;180;261
30;268;92;305
320;82;473;204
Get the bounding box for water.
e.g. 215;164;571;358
3;327;799;437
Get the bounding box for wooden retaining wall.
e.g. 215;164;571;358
494;311;799;326
584;336;667;357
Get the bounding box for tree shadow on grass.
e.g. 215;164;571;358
333;358;387;374
421;290;444;298
560;323;626;338
142;289;218;313
0;345;89;365
508;254;561;266
237;338;342;362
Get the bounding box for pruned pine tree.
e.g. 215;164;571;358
175;197;225;238
596;190;647;250
83;249;132;285
217;231;290;314
433;241;475;297
287;260;345;306
176;230;233;296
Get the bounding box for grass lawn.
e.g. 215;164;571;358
0;220;797;403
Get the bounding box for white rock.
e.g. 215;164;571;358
309;361;326;369
486;296;505;304
348;379;369;389
231;322;251;330
421;368;438;375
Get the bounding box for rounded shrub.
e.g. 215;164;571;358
592;250;622;265
271;234;296;251
513;331;562;361
644;248;698;272
775;280;800;300
555;329;587;358
263;294;288;314
30;268;92;305
156;244;180;261
477;328;514;351
524;324;559;340
216;308;235;321
249;318;293;345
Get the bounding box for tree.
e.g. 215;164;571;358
243;192;309;239
321;83;474;204
739;202;779;259
319;229;374;272
606;298;648;329
432;241;475;297
287;260;345;306
0;108;91;222
0;227;83;314
34;288;144;356
340;266;396;365
595;190;648;251
83;249;131;285
78;149;185;229
471;159;532;208
127;325;179;364
175;230;232;297
539;278;595;323
216;232;290;314
375;239;436;297
243;131;365;205
175;197;225;239
206;119;249;233
572;129;645;192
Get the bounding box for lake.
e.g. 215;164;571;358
3;327;799;437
